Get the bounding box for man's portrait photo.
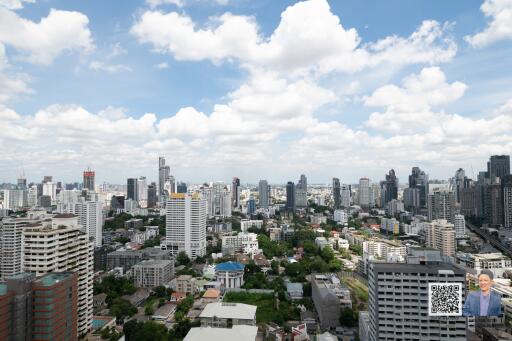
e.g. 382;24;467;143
462;269;502;317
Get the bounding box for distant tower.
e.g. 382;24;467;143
83;168;95;191
17;171;27;190
232;177;240;210
158;157;171;200
332;178;341;209
286;181;296;212
258;180;269;208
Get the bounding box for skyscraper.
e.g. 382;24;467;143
158;156;171;200
286;181;296;212
137;176;147;207
83;169;95;191
232;177;240;210
295;174;308;208
258;180;269;208
147;182;158;208
485;182;504;226
340;184;351;208
0;218;32;279
453;168;466;203
332;178;341;209
408;167;429;207
17;174;27;190
426;219;456;257
503;175;512;228
177;182;187;193
427;185;455;223
488;155;510;181
358;177;371;209
380;169;398;207
127;178;138;201
165;193;207;259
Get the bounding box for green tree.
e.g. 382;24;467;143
109;298;137;323
339;307;357;327
321;246;335;262
176;251;191;266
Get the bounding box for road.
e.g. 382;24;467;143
465;221;512;258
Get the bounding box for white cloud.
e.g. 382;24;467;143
154;62;169;69
364;67;467;133
0;7;93;64
465;0;512;47
131;0;456;76
0;0;34;10
89;61;132;73
0;42;33;103
146;0;183;8
107;42;127;59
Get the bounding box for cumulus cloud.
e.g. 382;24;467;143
146;0;183;8
0;7;93;64
131;0;456;76
0;43;33;103
154;62;169;69
0;0;34;10
465;0;512;47
364;67;467;133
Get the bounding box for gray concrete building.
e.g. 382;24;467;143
311;274;352;331
130;259;174;287
106;248;171;272
368;249;467;341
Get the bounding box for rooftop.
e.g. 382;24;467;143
184;325;258;341
35;272;74;287
133;259;173;268
0;284;6;295
215;261;245;272
199;302;256;320
53;213;77;218
202;289;221;299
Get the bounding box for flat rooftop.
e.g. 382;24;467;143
36;272;74;287
184;325;258;341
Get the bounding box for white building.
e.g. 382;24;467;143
185;326;258;341
57;199;103;247
138;176;148;208
22;214;94;336
386;199;404;216
27;185;38;207
333;210;348;224
214;262;245;289
201;182;232;218
358;178;371;208
2;189;27;210
240;219;263;232
165;193;207;259
199;302;256;327
0;217;35;278
363;240;406;260
42;182;57;201
426;219;456;257
454;214;466;238
57;189;81;204
222;232;260;255
456;252;512;278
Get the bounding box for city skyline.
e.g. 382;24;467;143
0;0;511;183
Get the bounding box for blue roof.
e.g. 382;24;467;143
215;261;245;271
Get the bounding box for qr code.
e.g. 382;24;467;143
428;283;462;316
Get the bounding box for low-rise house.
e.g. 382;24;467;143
152;304;176;322
199;302;257;327
202;289;221;303
171;292;186;302
184;325;258;341
176;275;198;295
286;282;303;300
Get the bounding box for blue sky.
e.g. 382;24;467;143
1;0;512;185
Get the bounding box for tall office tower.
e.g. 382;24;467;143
110;195;125;211
488;155;510;181
295;174;308;208
27;185;38;207
176;182;187;193
358;177;371;209
259;180;269;208
486;182;504;226
83;169;95;191
403;187;420;211
380;169;398;207
460;183;479;217
2;189;27;210
42;181;57;201
332;178;341;209
137;176;148;207
340;184;351;208
147;182;158;208
453;168;466;203
22;214;94;336
165;193;207;259
58;189;81;204
17;174;27;190
165;175;176;195
213;182;231;217
0;272;78;341
371;183;380;208
368;249;466;341
43;176;52;183
127;178;138;201
428;184;455;223
408;167;429;207
247;198;256;215
454;214;466;238
232;177;241;210
158;156;171;200
286;181;296;212
503;175;512;228
426;219;456;257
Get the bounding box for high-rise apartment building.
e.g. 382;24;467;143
83;169;95;191
57;200;103;247
22;214;94;336
454;214;466;238
332;178;341;209
232;177;240;210
137;176;147;207
165;193;207;259
286;181;296;212
42;182;57;201
201;182;231;218
358;177;371;209
403;187;420;211
340;184;351;208
426;219;456;257
295;174;307;208
127;178;138;201
453;168;466;203
2;189;27;210
258;180;269;208
368;249;466;341
147;182;158;208
485;182;504;226
158;156;171;200
428;185;455;223
0;218;33;279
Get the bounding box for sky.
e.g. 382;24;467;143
1;0;512;185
